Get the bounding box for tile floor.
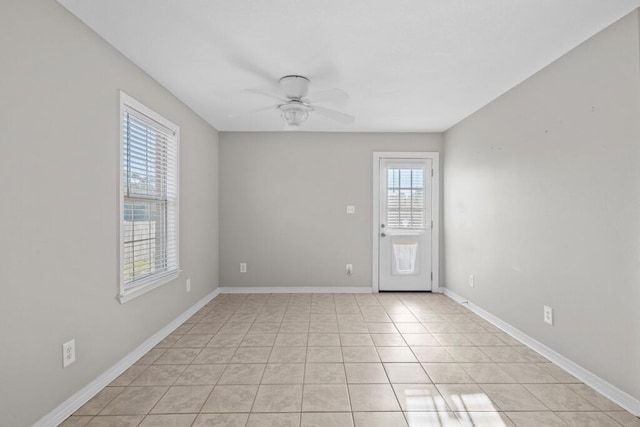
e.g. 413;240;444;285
61;293;640;427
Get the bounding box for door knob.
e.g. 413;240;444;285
381;232;386;237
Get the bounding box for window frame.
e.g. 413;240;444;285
118;91;180;303
386;166;426;230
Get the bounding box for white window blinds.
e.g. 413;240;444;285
120;93;179;301
387;168;425;229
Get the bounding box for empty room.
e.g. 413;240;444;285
2;0;640;426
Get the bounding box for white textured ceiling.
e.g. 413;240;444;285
59;0;639;132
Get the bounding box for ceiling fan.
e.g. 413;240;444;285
232;75;355;128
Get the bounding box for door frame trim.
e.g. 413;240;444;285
372;152;440;293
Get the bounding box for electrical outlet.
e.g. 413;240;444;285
346;264;353;275
62;339;76;368
240;263;247;273
544;305;553;325
346;205;355;214
469;274;474;288
186;278;191;292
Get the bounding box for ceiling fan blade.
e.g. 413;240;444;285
313;105;355;124
225;53;277;84
309;88;349;103
228;105;277;119
246;88;289;102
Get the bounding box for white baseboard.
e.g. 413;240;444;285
33;288;221;427
442;287;640;416
219;286;373;294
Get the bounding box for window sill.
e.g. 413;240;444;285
118;270;181;304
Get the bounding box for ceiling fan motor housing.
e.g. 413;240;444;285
279;75;310;99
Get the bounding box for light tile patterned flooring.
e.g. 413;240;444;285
61;293;640;427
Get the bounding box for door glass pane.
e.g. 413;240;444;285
387;168;424;228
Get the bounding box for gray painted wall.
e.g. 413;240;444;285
0;1;219;425
219;132;443;288
444;10;640;400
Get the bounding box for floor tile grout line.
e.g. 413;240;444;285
75;381;127;417
77;293;637;426
385;301;431;423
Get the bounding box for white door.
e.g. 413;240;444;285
378;158;432;291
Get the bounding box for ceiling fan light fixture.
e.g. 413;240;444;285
279;102;312;127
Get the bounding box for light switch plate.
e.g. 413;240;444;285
544;305;553;325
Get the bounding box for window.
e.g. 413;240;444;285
119;92;179;303
387;168;424;229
